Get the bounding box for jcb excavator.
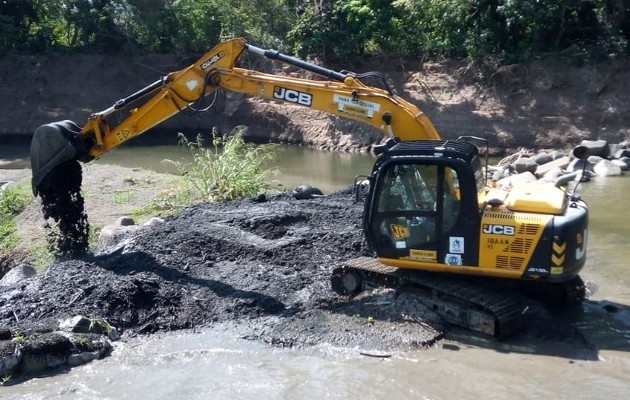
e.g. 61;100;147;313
30;38;589;339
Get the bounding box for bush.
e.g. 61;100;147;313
165;126;281;203
0;183;31;269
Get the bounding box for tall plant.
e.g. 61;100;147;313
165;127;281;203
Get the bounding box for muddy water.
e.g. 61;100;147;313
2;144;630;399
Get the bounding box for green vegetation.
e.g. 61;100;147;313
89;316;113;336
0;183;31;257
164;126;281;203
1;1;628;64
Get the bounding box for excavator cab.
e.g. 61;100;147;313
363;140;484;268
361;139;589;287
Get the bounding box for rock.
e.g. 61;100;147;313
1;330;113;377
531;152;554;165
97;218;140;251
0;327;11;340
143;217;165;226
553;171;581;186
496;171;537;188
19;332;73;373
292;185;324;200
0;340;21;376
587;155;604;164
593;159;623;176
116;216;136;226
567;158;593;173
614;148;630;159
489;165;511;181
59;315;107;334
612;159;629;171
0;264;36;288
535;156;570;176
512;157;538;174
579;139;610;158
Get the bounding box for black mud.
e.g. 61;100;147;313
37;160;89;260
0;189;444;350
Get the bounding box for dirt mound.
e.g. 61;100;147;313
0;189;443;350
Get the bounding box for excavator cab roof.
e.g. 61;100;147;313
374;140;480;164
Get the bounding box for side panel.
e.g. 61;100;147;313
478;210;553;276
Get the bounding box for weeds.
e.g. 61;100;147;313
164;126;282;203
0;182;31;256
89;316;112;336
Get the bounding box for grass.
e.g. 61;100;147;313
0;182;31;259
112;190;138;204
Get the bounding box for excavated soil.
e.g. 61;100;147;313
1;183;447;350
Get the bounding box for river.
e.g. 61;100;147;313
1;142;630;399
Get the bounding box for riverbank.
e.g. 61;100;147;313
1;53;629;153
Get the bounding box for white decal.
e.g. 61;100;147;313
333;94;381;117
186;80;199;91
449;237;464;254
445;254;462;265
200;51;225;70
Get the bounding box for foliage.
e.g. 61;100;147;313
0;183;31;255
1;0;629;62
89;316;113;336
164;126;281;203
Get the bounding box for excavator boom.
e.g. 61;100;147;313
30;38;439;195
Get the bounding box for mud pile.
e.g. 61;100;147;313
0;189;444;350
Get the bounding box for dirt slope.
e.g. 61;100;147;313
1;53;629;153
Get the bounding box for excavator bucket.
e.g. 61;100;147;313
30;120;85;196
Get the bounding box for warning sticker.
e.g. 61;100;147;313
449;237;464;254
410;249;437;262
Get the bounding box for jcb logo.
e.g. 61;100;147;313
482;224;515;235
390;224;410;240
273;86;312;106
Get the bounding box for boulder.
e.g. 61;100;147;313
567;158;593;173
512;157;538;174
612;159;629;171
614;148;630;159
0;264;36;288
593;159;623;177
579;139;610;158
531;152;554;165
292;185;324;200
97;216;139;251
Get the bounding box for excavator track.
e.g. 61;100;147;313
331;257;525;339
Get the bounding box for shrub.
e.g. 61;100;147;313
165;126;281;203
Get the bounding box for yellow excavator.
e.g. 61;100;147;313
30;38;589;338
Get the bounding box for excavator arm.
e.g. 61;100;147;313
30;37;439;195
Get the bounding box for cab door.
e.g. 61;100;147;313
366;160;480;267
